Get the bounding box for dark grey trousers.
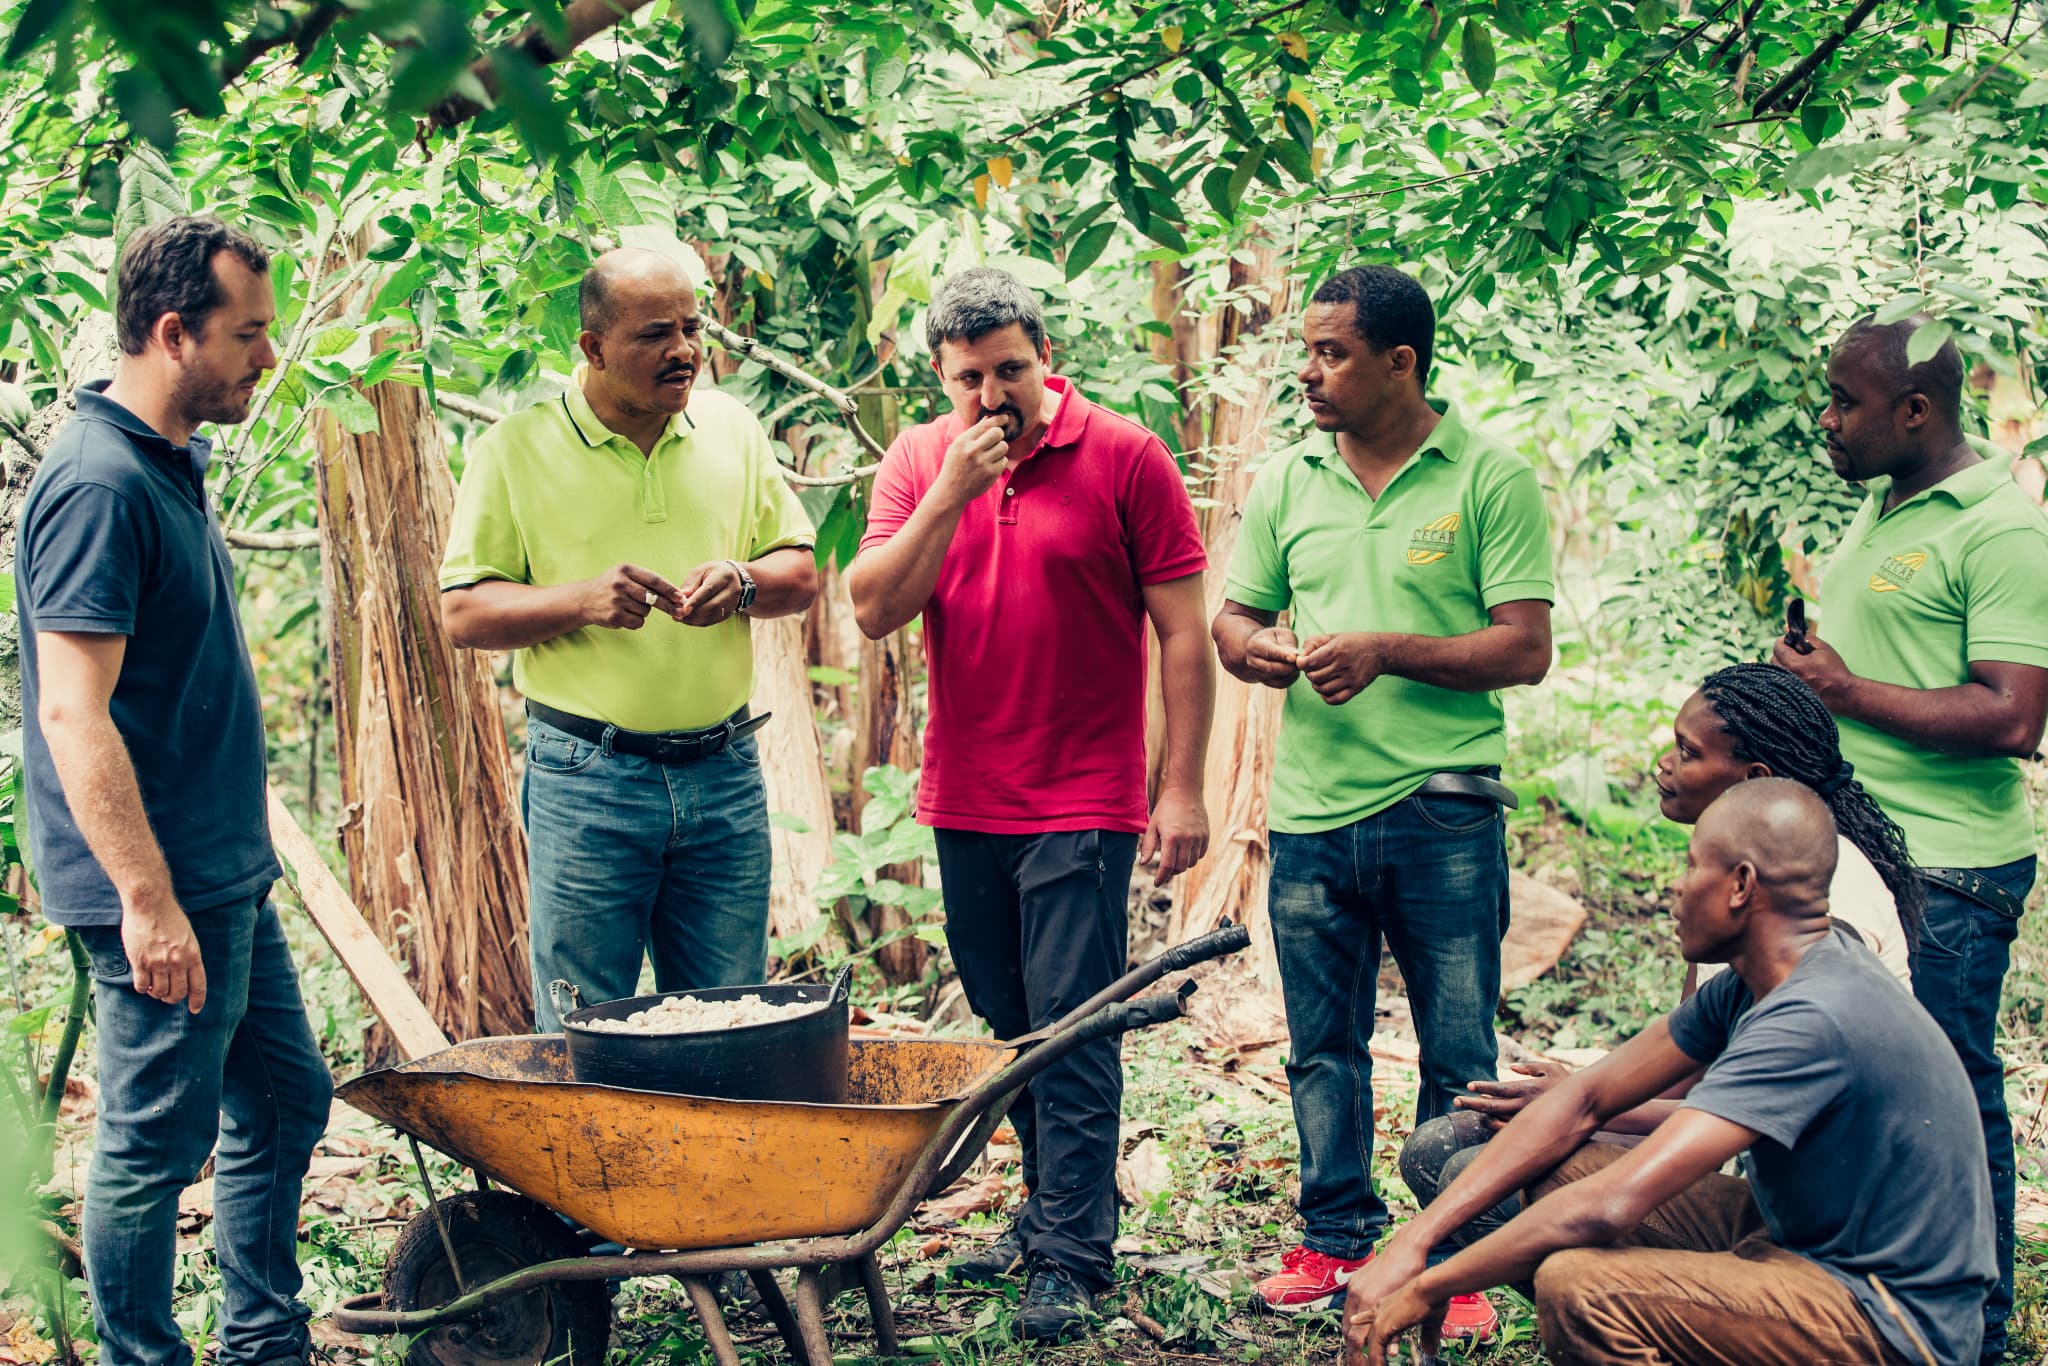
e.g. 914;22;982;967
1399;1110;1524;1262
934;828;1139;1294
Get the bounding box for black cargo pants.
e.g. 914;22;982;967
933;828;1139;1294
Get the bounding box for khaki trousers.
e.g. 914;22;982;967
1529;1142;1916;1366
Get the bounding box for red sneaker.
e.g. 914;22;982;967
1439;1290;1499;1342
1253;1244;1372;1314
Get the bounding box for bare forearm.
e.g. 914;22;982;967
1158;624;1215;793
1393;1085;1603;1256
1375;624;1549;692
41;714;175;903
1601;1098;1683;1136
742;549;819;619
443;580;591;650
1415;1183;1619;1303
1213;609;1273;684
1833;676;2043;758
848;494;970;638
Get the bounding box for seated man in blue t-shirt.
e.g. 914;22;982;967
1342;778;1995;1366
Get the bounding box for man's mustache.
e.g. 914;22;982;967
659;365;695;381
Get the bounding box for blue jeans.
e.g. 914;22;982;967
1269;783;1510;1260
75;895;333;1366
522;715;773;1032
1910;856;2037;1362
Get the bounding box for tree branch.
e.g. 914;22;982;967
220;1;346;88
225;527;322;550
783;461;882;487
1749;0;1886;114
0;412;37;458
427;0;662;132
1010;0;1317;141
1705;0;1768;68
1599;0;1748;112
703;320;889;461
421;362;885;482
1322;164;1499;203
765;359;887;429
437;392;506;425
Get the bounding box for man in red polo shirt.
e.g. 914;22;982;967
848;266;1214;1342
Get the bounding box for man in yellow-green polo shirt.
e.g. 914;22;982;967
1774;314;2048;1362
440;247;818;1031
1213;267;1553;1336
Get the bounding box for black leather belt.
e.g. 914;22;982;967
1920;867;2028;921
525;701;769;764
1414;771;1520;810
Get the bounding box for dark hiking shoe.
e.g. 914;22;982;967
1014;1259;1095;1343
947;1223;1026;1285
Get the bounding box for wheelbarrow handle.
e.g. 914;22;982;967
1065;980;1199;1049
1034;920;1250;1043
1153;922;1254;976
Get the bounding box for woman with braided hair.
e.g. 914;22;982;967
1656;660;1922;985
1396;663;1922;1281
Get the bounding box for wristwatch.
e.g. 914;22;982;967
726;559;757;614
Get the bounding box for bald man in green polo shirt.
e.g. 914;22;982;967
1773;314;2048;1361
440;248;818;1031
1213;266;1553;1335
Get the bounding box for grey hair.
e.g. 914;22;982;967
925;267;1046;355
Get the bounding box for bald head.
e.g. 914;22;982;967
575;247;705;421
1693;778;1838;912
579;248;695;336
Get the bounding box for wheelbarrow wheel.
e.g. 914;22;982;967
384;1190;611;1366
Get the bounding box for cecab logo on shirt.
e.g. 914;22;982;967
1406;513;1460;565
1869;551;1929;593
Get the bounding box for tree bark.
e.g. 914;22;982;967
754;612;835;943
1;303;119;732
1147;260;1205;455
854;625;928;983
314;363;532;1043
1142;259;1210;803
1165;244;1297;987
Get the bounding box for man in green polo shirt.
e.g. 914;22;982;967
1773;313;2048;1362
440;247;818;1030
1213;266;1552;1334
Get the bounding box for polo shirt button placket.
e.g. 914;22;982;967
1000;480;1019;526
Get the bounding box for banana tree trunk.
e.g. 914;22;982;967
314;371;531;1043
1165;244;1297;988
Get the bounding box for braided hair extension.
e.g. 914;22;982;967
1697;662;1927;955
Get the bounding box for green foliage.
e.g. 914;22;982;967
778;766;946;970
0;0;2038;592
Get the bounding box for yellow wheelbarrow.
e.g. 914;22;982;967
331;923;1250;1365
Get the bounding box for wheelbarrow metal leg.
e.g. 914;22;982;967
748;1268;808;1360
857;1253;899;1356
407;1135;467;1294
794;1266;835;1366
679;1276;745;1366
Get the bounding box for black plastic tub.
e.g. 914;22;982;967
550;968;851;1103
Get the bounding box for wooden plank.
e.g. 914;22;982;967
267;786;451;1061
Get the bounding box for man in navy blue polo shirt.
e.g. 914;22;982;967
17;216;332;1366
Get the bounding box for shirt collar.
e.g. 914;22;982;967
562;367;695;449
75;379;214;467
1302;397;1464;466
1870;443;2012;513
